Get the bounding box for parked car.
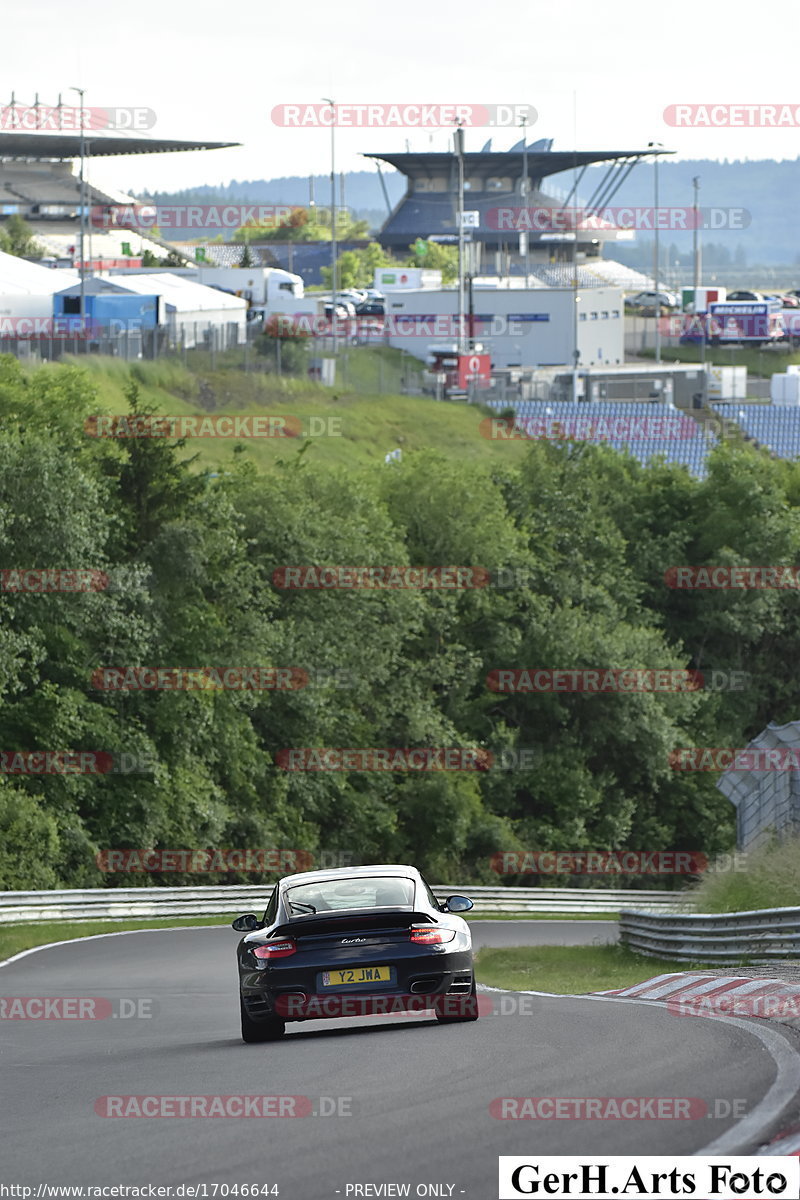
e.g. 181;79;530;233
324;301;357;320
336;289;367;306
355;299;386;316
626;290;680;311
726;290;765;302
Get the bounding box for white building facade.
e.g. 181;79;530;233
381;284;624;370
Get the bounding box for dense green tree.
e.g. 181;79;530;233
7;355;800;889
0;214;44;259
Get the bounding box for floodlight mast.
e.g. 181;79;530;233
323;98;337;353
648;140;664;363
455;122;466;355
69;86;86;329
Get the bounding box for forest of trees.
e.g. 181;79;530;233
2;354;798;890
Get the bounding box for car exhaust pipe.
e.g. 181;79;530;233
410;979;438;993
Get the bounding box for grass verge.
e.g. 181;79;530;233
474;944;713;994
688;837;800;912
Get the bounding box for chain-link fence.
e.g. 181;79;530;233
0;322;431;397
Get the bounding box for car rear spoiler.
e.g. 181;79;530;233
272;910;437;939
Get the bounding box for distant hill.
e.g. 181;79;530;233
551;157;800;269
141;170;405;234
142;159;800;267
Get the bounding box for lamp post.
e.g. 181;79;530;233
692;175;701;299
520;115;529;286
69;86;86;329
693;176;707;406
648;141;663;363
572;146;580;402
455;122;466;355
322;97;337;353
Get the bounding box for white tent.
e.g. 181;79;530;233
93;271;247;348
0;250;79;323
0;249;79;293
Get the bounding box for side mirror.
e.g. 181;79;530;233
444;895;473;913
232;913;261;932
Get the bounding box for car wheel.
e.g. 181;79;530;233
240;998;286;1043
435;977;480;1023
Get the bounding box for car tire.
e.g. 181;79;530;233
240;998;286;1043
435;977;480;1023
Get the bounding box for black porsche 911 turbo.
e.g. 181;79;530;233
232;864;479;1042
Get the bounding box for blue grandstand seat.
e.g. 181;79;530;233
485;398;713;477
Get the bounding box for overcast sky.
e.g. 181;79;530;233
4;0;797;196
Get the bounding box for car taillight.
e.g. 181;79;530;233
410;926;456;944
253;940;297;960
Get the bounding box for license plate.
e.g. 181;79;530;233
321;965;391;987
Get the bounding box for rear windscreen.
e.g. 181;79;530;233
284;876;415;914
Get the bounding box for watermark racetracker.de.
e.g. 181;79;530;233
670;747;800;770
90;204;311;231
0;997;157;1019
271;103;536;128
94;1095;354;1117
1;568;109;592
489;851;710;875
94;849;315;873
486;668;702;693
664;566;800;589
90;667;309;691
84;414;343;440
480;413;698;442
275;748;492;771
486;667;750;693
664;103;800;127
0;104;156;131
489;1096;749;1119
272;565;489;589
486;206;750;232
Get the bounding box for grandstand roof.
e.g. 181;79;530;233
366;144;673;251
0;131;239;160
364;148;671;180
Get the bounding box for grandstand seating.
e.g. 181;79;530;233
0;165;81;205
505;261;652;290
485;398;715;477
713;402;800;460
581;259;654;290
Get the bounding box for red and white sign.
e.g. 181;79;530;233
457;353;491;388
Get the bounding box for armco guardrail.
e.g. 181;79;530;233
0;885;686;925
620;906;800;963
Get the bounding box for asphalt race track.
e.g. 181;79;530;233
470;919;618;949
2;923;800;1197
